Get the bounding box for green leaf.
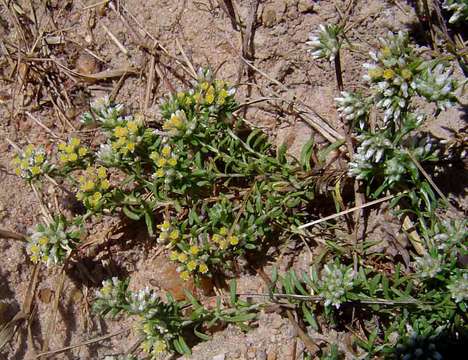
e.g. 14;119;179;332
194;325;211;341
302;303;318;330
230;279;237;304
144;210;154;236
300;138;314;171
122;206;141;220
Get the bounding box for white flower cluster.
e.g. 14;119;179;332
317;262;355;308
413;62;457;111
443;0;468;24
335;91;370;130
129;287;160;314
414;254;443;279
80;96;125;129
307;24;343;62
447;272;468;303
26;218;78;266
363;31;416;124
96;143;121;166
348;133;393;179
95;277;124;309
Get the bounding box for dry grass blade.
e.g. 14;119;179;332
297;192;402;230
36;328;130;358
0;228;27;242
0;264;39;351
286;309;320;355
41;268;67;353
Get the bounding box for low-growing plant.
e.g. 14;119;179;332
93;278;258;357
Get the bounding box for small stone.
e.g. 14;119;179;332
262;9;277;27
256;349;267;360
267;351;277;360
298;0;314;13
212;354;225;360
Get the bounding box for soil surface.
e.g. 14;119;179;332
0;1;466;359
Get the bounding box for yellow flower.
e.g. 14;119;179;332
381;46;391;57
14;168;21;176
142;322;152;335
59;153;69;163
169;251;179;261
68;153;78;162
383;68;395;80
100;179;110;190
170;113;183;129
219;227;228;236
185;96;193;106
167;157;177;167
81;180;95;192
401;68;412;80
153;340;167;354
30;255;38;263
126;142;136;152
200;81;210;90
218;88;228;99
217;96;226;105
178;253;188;263
30;244;40;254
65;144;75;154
161;145;172;158
93;192;103;201
205;92;215;104
368;67;383;79
157;158;167;167
114;126;128;138
169;229;179;241
20;159;29;169
177;92;185;99
189;245;199;255
70;137;81;147
212;234;222;243
180;270;190;281
30;166;41;175
229;235;239;246
97;167;107;179
155;169;165;178
127;121;138;133
160;220;171;231
219;240;228;250
58;143;67;151
158;231;169;242
141;340;152;353
76;192;84;201
41;255;49;262
150;152;159;161
78;147;88;157
187;260;197;271
34;154;45;164
193;92;201;102
199;263;208;274
38;236;48;245
24;144;34;156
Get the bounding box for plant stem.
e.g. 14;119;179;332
334;50;344;91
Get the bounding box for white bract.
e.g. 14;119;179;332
447;272;468;303
335;91;369;129
307;24;343;62
442;0;468;24
317;262;355;308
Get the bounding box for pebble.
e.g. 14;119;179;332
212;353;225;360
256;349;267;360
298;0;314;13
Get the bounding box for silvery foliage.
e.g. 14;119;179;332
317;262;355;308
395;329;443;360
80;96;125;129
413;253;443;279
96;143;121;166
307;24;343;62
442;0;468;24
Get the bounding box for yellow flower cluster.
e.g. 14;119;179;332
211;227;239;250
156;219;180;244
162;109;188;136
170;244;209;281
151;145;178;179
194;79;232;107
58;137;88;164
76;166;111;208
111;119;141;155
12;144;49;179
141;338;167;355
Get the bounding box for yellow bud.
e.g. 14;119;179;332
24;144;34;156
169;251;179;261
401;68;412;80
219;227;228;236
219;240;228;250
65;144;75;154
381;46;391;57
58;143;67;151
180;271;190;281
70;137;81;147
38;236;48;245
114;126;128;138
189;245;199;255
81;180;95;192
368;67;383;79
205;93;214;105
178;253;188;263
199;263;208;274
229;235;239;246
383;68;395;80
157;158;167;167
97;167;107;179
187;260;197;271
20;160;29;169
200;81;210;90
167;157;177;167
30;244;40;254
169;230;180;241
155;169;165;178
160;220;171;231
30;255;38;263
126;142;136;152
78;147;88;157
127;121;138;133
68;153;78;162
100;179;110;190
161;145;172;158
30;166;41;175
34;154;45;164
